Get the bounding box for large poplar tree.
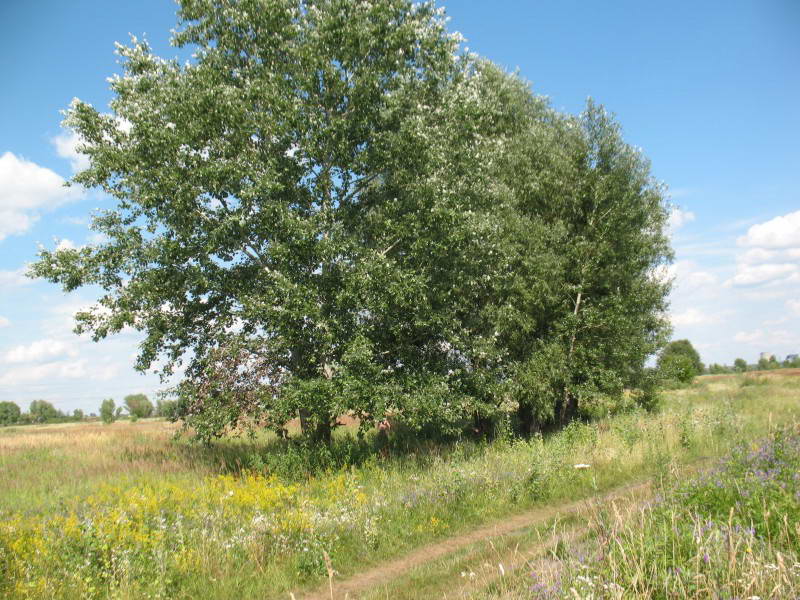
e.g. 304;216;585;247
32;0;672;441
32;0;468;441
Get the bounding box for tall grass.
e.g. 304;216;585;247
476;426;800;600
0;374;797;599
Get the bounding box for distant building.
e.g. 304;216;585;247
759;352;775;362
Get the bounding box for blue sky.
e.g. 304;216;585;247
1;0;799;414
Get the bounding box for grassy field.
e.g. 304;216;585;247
0;372;798;599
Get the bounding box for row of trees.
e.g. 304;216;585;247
0;395;176;426
0;400;85;426
99;396;179;423
31;0;673;442
707;354;800;374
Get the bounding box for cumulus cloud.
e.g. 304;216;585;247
668;207;695;231
671;307;719;326
666;260;719;293
726;210;800;288
0;267;31;287
734;329;764;344
0;152;83;241
55;238;77;251
738;210;800;249
788;299;800;317
3;338;79;364
733;328;799;347
51;130;91;173
727;263;798;287
0;316;9;328
0;359;88;386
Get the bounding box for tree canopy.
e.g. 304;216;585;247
31;0;672;442
657;339;703;383
124;394;154;419
0;402;20;426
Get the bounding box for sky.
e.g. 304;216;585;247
1;0;799;414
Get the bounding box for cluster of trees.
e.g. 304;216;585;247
0;394;176;427
0;400;87;426
100;395;178;424
31;0;673;443
705;354;799;374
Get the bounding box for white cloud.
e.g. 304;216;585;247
0;152;83;241
3;338;79;364
55;238;77;251
51;130;91;173
668;207;695;231
733;328;799;347
0;359;88;386
727;263;797;287
738;210;800;249
671;307;719;327
0;267;31;287
726;210;800;290
788;299;800;317
734;329;764;344
667;260;719;293
0;316;9;328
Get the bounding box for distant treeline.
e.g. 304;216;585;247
0;395;179;426
705;354;800;375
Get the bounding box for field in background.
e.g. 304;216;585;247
1;372;799;599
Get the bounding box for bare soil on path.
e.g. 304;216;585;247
297;480;654;600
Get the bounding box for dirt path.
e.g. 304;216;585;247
297;480;653;600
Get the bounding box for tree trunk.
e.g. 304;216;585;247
559;291;583;427
516;403;541;437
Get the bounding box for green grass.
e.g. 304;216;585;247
470;425;800;599
0;373;798;598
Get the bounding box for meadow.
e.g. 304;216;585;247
1;372;798;599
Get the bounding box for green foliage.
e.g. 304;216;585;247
28;400;60;424
758;356;780;370
99;398;116;424
0;401;21;426
155;398;179;419
72;409;85;421
29;0;672;441
733;357;748;372
657;339;703;383
659;353;696;385
123;393;153;419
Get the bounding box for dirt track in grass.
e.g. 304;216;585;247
297;479;654;600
